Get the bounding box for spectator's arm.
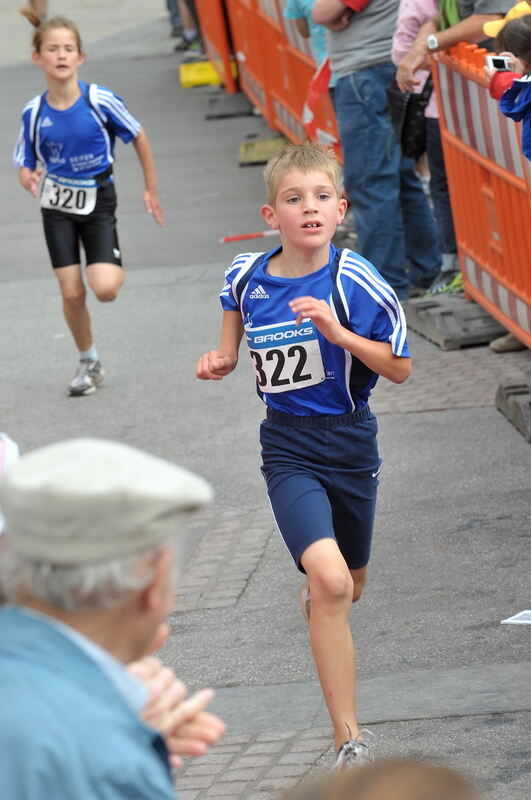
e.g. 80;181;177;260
396;18;439;90
294;17;310;37
432;13;504;49
489;69;519;99
312;0;362;25
396;12;500;90
341;0;372;9
392;0;437;65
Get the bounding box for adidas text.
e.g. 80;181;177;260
249;284;270;299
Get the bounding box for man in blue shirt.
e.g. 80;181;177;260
0;438;212;799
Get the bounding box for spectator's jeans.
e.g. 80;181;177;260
166;0;181;28
334;62;440;299
426;117;458;268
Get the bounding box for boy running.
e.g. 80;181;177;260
196;143;411;767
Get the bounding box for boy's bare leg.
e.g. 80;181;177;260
54;265;93;351
301;539;367;752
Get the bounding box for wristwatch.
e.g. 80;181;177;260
426;34;439;52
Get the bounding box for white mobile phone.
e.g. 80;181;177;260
485;54;512;71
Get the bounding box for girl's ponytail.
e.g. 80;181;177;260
19;12;84;54
20;7;42;29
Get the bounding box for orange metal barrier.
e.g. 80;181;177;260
432;45;531;347
222;0;274;125
195;0;338;147
194;0;237;93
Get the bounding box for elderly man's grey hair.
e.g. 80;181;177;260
0;542;174;612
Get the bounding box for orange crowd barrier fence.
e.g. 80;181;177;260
432;45;531;348
194;0;338;147
194;0;237;94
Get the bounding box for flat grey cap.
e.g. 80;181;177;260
0;438;213;564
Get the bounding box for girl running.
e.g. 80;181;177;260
14;10;164;396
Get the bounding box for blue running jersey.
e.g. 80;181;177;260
13;81;141;178
220;244;410;415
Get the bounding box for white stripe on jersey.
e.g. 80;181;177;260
96;89;141;136
13;95;41;168
221;252;264;311
338;251;408;356
13;123;26;169
341;268;407;356
89;109;113;163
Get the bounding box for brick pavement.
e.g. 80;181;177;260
174;509;274;613
371;330;531;415
176;728;333;800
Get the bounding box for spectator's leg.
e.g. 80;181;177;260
166;0;181;33
334;64;409;300
425;117;458;272
399;154;441;288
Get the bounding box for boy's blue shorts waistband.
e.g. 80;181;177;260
265;406;372;429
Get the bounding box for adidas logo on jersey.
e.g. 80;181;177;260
40;116;53;128
249;284;270;299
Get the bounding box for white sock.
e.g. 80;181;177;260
79;345;99;362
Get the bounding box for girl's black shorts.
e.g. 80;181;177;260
41;182;122;269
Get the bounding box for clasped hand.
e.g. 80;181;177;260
128;656;226;768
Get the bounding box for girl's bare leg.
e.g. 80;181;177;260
54;264;93;351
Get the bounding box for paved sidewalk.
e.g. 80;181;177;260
1;4;530;800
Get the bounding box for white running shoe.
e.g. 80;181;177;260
68;359;105;397
334;729;375;770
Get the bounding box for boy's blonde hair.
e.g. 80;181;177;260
263;142;342;205
21;9;84;54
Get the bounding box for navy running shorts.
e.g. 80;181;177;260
260;406;381;572
41;181;122;269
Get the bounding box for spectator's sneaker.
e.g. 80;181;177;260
68;359;104;397
426;270;463;296
334;729;375;770
299;582;311;623
174;34;201;52
489;332;526;352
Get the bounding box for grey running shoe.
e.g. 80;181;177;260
334;729;375;770
68;359;104;397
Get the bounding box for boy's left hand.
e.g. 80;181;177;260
289;296;344;346
143;187;164;226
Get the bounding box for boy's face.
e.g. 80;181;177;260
261;169;347;250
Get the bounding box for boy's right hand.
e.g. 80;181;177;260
196;351;237;381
